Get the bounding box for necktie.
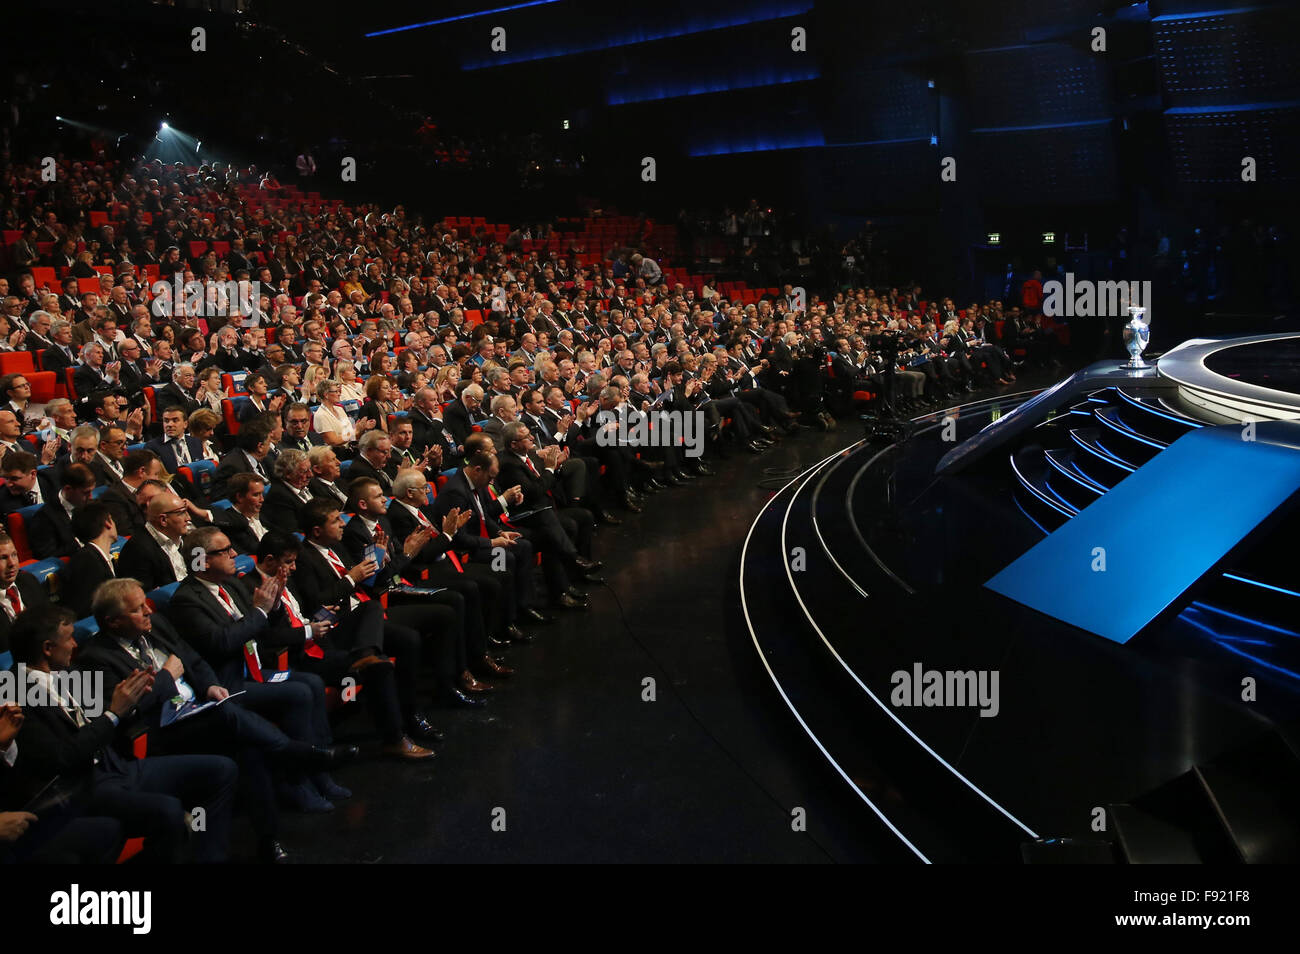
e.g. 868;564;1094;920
214;586;241;619
173;438;190;465
524;456;539;478
134;637;157;672
5;585;22;619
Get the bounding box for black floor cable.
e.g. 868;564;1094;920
595;577;841;863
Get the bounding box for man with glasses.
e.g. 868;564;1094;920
279;402;324;454
117;492;191;590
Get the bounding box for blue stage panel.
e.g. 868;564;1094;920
986;423;1300;644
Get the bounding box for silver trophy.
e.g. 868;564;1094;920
1122;305;1151;370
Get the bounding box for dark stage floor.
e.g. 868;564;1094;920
269;421;906;863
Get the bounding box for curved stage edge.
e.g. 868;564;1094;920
740;341;1300;864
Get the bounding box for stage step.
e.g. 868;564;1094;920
1114;387;1205;432
1068;427;1139;474
1193;732;1300;863
1092;406;1166;460
1109;803;1207;864
1010;446;1077;518
1122;771;1242;864
1043;447;1108;495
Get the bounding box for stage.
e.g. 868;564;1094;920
739;334;1300;863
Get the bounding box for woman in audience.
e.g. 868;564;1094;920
335;360;365;402
313;378;374;447
194;366;227;413
187;408;222;461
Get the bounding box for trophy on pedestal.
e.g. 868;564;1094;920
1122;305;1152;370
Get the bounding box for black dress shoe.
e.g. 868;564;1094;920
505;623;536;642
258;838;289;864
595;509;623;525
301;744;359;767
745;440;765;454
573;556;602;572
645;478;668;492
445;689;487;708
556;593;589;610
407;713;446;743
521;608;555;625
693;462;715;476
637;481;661;495
622;495;643;513
565;585;586;599
488;634;511;648
577;574;605;585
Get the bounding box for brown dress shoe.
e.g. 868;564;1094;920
480;655;514;678
382;736;435;760
348;654;391;672
459;671;495;693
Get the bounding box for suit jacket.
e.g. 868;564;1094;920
100;480;147;538
0;471;57;515
75;613;219;735
72;364;120;400
210;506;263;555
118;360;158;398
427;468;499;561
212;448;269;501
387;500;457;566
406;408;458;463
154;381;201;418
163;574;269;689
308;476;348;507
278;432;324;456
10;686;125;787
479;416;507;454
344;455;392;495
291;541;362;618
339;513;412;589
116;530;181;592
497;451;559;512
40;344;78;373
146;435;205;475
262;480;310;535
57;544;116;620
442;399;476;447
28;497;78;560
0;572;48;653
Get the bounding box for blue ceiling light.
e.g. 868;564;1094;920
367;0;564;37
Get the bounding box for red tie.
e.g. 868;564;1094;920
214;586;238;618
282;591;323;658
6;585;21;617
524;455;539;477
324;548;369;601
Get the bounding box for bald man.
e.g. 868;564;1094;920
116;492;191;590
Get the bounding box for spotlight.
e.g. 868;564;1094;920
161;122;169;130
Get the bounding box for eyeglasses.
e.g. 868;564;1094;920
204;545;236;557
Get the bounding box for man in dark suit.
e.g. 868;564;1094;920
100;448;165;539
57;502;119;619
116;492;189;592
0;450;58;514
154;363;202;419
211;419;274;501
210;472;268;554
0;533;48;653
7;606;238;863
306;446;348;507
28;462;97;560
346;430;395;495
262;448;314;535
407;389;461;465
279;402;325;456
496;421;599;574
40;320;79;373
146;406;206;475
442;384;483;448
342;477;507;688
254;532;436;757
